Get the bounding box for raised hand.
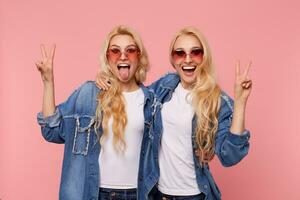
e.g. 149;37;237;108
229;61;252;135
36;44;56;117
95;71;111;90
234;60;252;103
36;44;56;83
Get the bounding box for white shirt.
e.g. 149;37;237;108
158;83;201;195
99;88;144;189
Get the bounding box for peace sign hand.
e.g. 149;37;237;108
234;60;252;103
35;44;56;83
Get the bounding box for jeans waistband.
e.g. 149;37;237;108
99;187;137;195
158;190;205;200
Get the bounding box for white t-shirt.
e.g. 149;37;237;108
158;83;201;195
99;88;144;189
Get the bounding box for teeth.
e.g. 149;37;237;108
182;66;196;70
118;63;130;67
117;63;130;69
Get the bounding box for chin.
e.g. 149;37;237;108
181;75;196;83
117;76;133;83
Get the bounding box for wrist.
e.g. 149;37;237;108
43;79;54;87
234;98;247;106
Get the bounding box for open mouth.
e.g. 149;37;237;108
182;65;196;73
117;63;130;70
117;63;131;80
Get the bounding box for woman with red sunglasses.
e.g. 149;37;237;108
97;26;252;200
36;25;155;200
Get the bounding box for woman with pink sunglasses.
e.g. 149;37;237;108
36;25;155;200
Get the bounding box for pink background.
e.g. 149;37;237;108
1;0;300;199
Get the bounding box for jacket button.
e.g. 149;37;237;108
139;176;143;181
204;185;208;189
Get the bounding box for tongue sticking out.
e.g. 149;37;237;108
119;67;130;80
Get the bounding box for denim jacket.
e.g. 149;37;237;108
37;81;155;200
137;73;250;200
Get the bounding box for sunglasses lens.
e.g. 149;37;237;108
126;48;139;59
190;49;204;59
126;48;138;54
172;50;186;61
107;48;121;60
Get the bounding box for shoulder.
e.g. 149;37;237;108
218;91;234;121
77;81;99;92
149;72;180;93
75;81;100;97
71;81;101;106
220;91;234;112
158;72;180;85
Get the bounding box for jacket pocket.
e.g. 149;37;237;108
72;116;95;156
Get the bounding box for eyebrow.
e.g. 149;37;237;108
191;47;203;49
174;46;203;50
173;48;184;51
109;44;137;48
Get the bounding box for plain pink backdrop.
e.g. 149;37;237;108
1;0;300;199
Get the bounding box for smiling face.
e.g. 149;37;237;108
171;34;204;89
107;34;140;84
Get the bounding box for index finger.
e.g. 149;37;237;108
243;61;252;77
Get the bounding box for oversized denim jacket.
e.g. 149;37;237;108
137;73;250;200
37;81;155;200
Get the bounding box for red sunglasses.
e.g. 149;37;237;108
172;48;204;62
107;46;140;61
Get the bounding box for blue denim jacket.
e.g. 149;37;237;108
37;81;155;200
137;73;250;200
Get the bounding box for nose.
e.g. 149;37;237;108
120;51;127;60
184;53;192;63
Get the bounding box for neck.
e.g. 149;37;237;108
120;80;139;92
181;80;194;91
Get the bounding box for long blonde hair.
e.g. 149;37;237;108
95;25;149;153
169;27;221;163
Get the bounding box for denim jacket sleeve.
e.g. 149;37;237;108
215;93;250;167
147;72;179;94
37;83;84;144
147;74;166;93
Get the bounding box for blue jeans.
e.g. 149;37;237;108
98;187;137;200
155;190;206;200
